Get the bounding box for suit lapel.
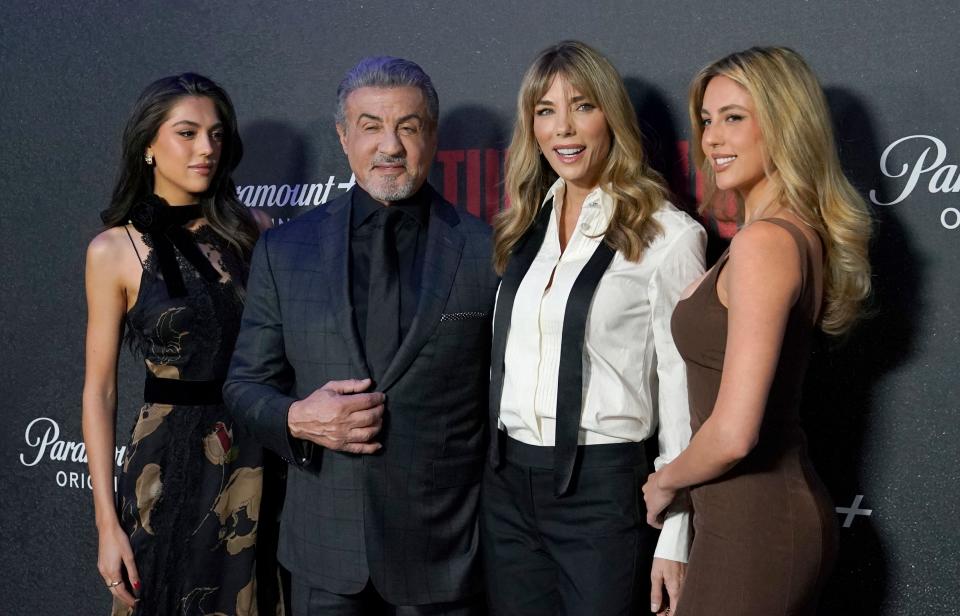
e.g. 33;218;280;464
377;193;464;391
318;190;370;377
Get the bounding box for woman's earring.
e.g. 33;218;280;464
144;152;154;165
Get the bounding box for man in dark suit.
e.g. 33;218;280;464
224;57;497;615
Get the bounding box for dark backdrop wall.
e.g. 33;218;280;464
3;2;958;614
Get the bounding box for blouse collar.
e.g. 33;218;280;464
541;177;615;236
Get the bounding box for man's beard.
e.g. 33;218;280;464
367;156;417;202
368;174;416;202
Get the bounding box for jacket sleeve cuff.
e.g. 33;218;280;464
278;398;315;466
285;424;315;466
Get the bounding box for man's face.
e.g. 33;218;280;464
337;86;437;204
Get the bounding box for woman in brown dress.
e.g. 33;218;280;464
641;47;872;615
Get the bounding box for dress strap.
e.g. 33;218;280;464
752;218;818;314
124;225;146;270
753;218;810;257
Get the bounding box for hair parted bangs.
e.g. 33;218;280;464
688;46;872;335
494;40;668;275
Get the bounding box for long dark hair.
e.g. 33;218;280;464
100;73;258;259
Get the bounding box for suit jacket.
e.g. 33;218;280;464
223;186;498;604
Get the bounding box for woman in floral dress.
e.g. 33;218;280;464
82;73;280;615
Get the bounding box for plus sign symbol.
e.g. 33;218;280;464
836;494;873;528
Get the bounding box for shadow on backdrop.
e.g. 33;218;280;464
434;104;509;222
624;76;694;211
235;119;312;223
624;76;732;266
803;87;924;615
234;119;311;609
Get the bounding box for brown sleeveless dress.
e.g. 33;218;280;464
671;219;838;616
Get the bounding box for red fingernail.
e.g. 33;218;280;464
133;581;141;590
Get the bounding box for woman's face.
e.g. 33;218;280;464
699;75;769;199
146;96;223;205
533;74;611;192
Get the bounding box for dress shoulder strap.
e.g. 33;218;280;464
752;217;818;315
753;218;810;256
123;225;146;270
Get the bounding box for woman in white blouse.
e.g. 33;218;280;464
482;41;706;616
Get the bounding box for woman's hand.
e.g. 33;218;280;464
97;522;140;608
650;557;686;614
642;470;677;529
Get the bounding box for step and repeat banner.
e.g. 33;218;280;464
2;2;957;614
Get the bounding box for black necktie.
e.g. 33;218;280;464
366;208;402;385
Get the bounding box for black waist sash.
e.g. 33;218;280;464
143;371;224;405
489;204;616;496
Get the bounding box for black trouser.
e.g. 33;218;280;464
291;578;484;616
481;436;654;616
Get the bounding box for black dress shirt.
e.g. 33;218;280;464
350;184;431;362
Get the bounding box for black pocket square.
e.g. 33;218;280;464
440;311;488;322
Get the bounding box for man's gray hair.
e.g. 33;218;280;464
335;56;439;127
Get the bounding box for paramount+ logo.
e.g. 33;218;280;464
871;134;960;230
19;417;123;490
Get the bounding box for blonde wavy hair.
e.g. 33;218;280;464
493;40;668;274
689;46;872;335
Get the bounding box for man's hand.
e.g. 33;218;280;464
650;557;686;614
288;378;385;454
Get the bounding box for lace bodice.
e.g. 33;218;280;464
125;224;246;381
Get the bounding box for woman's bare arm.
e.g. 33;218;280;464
644;222;803;523
81;228;141;607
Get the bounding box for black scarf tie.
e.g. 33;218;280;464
128;195;221;298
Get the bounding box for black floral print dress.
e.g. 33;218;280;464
113;209;277;616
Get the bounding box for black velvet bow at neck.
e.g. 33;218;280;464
128;195;221;298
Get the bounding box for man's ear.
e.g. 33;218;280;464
336;123;348;154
